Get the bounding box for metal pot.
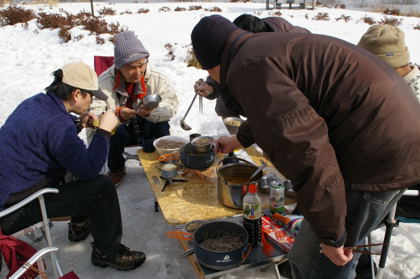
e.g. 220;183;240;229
180;143;215;170
191;136;215;153
216;159;263;209
193;221;250;271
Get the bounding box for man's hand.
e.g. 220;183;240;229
215;136;242;153
79;112;99;129
136;104;154;117
320;243;353;266
98;111;119;133
194;79;214;97
119;107;136;122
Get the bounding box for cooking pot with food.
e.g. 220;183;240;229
180;143;215;170
217;158;263;209
193;221;250;270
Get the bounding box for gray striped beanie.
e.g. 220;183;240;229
114;31;149;69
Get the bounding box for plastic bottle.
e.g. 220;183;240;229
242;183;262;247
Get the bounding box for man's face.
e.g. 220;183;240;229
119;58;148;83
72;90;92;115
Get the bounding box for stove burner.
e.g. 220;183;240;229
160;176;188;192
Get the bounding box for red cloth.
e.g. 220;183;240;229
0;232;39;278
59;271;80;279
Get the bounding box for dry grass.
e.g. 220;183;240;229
185;46;201;69
164;43;175;61
0;0;12;6
137;8;149;14
159;6;171;12
205;7;222;12
0;5;36;26
174;7;187;12
98;7;116;16
313;12;330;21
361;16;376;25
383;8;400;16
188;6;202;11
336;14;351;22
379;16;402;26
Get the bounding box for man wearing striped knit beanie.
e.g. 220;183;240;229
91;31;178;186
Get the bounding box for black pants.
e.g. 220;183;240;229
108;117;170;172
0;175;122;256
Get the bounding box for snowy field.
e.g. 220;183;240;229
0;2;419;278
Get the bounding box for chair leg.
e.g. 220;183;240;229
38;196;63;278
376;204;398;279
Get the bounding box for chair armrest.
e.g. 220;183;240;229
0;188;59;218
9;247;59;279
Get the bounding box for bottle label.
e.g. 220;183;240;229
243;202;262;220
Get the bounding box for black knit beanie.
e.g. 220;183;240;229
191;15;240;70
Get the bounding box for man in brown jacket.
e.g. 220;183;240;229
191;15;420;279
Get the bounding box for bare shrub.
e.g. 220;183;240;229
37;12;72;29
313;12;330;21
120;10;133;15
174;7;186;12
73;34;84;41
159;6;171;12
96;36;105;45
361;16;376;25
379;16;402;26
415;24;420;30
137;8;149;14
164;43;175;61
185;46;201;69
58;27;71;42
188;5;202;11
0;0;12;6
205;7;222;12
98;7;116;16
335;14;351;22
76;11;92;18
383;8;400;16
0;5;36;26
273;11;282;16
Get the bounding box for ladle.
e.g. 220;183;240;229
246;161;267;184
180;94;198;131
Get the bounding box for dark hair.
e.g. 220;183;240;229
45;69;90;100
233;14;270;33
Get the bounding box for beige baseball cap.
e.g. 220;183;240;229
61;62;108;100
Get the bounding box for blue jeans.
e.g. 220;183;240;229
108;117;170;172
288;189;405;279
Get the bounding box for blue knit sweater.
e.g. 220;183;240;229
0;92;110;209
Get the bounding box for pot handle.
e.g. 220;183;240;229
216;157;256;167
179;248;195;258
241;243;252;264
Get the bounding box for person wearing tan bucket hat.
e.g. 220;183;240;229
358;24;420;101
0;62;147;271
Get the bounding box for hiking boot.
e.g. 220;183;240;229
68;220;91;242
109;169;126;186
91;244;146;271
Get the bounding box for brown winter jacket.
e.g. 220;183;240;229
263;17;310;33
220;30;420;245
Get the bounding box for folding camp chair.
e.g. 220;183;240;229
0;188;63;278
365;188;420;279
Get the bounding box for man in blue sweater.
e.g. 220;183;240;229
0;62;146;271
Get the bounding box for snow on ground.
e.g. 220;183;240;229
0;2;419;278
